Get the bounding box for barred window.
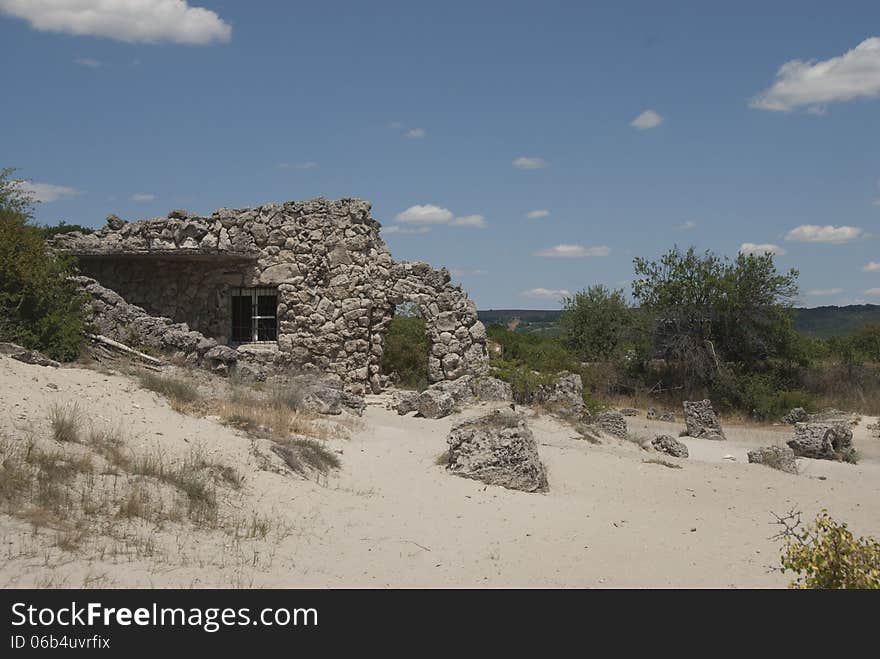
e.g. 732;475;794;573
231;287;278;343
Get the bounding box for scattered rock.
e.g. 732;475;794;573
782;407;809;424
290;374;366;416
0;343;60;368
619;408;639;417
646;408;657;420
105;214;127;230
747;446;798;474
787;422;855;462
471;376;513;401
659;412;675;422
651;435;689;458
445;408;548;492
416;389;456;419
594;410;627;439
683;400;725;440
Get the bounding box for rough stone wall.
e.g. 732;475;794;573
52;198;488;392
75;258;239;342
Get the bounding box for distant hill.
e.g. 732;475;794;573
478;305;880;339
792;305;880;338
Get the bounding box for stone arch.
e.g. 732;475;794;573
371;261;488;390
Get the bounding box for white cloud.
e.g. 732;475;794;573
866;288;880;297
534;244;610;258
864;261;880;272
785;224;863;244
449;214;487;229
0;0;232;45
807;288;843;296
677;220;697;230
405;128;426;139
630;109;663;129
131;193;156;202
394;205;486;229
74;56;100;68
512;156;548;170
750;37;880;112
394;204;454;225
526;209;550;219
522;287;571;299
739;242;786;256
13;180;79;202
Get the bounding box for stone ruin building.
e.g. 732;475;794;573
51;198;489;393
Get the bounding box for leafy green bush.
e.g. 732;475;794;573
0;168;86;361
710;369;814;420
489;360;557;404
487;325;580;373
774;510;880;589
381;306;429;390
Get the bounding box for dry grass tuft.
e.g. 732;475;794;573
271;438;340;476
139;372;201;409
49;402;82;443
642;457;682;469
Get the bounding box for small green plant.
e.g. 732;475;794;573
381;306;429;390
772;509;880;589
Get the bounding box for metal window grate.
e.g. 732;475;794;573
230;287;278;344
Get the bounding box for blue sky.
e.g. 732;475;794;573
2;1;879;309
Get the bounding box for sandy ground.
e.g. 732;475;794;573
1;355;878;588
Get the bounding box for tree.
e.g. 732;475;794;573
560;285;648;362
0;168;86;361
631;246;799;381
380;303;429;390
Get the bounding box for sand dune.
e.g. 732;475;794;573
1;355;878;588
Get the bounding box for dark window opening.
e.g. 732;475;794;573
231;287;278;343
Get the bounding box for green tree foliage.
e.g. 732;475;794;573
774;510;880;589
632;246;799;381
380;303;429;390
0;168;86;361
559;284;652;363
37;220;94;240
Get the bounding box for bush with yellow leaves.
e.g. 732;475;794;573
772;509;880;589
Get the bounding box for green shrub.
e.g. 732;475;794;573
487;325;580;373
774;510;880;589
489;360;557;404
710;369;814;420
0;169;86;361
381;308;429;390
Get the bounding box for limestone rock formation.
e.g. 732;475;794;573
782;407;809;424
0;343;60;368
595;410;627;439
683;400;725;440
289;374;366;416
391;374;513;419
445;408;548;492
417;389;456;419
787;423;855;462
647;408;657;420
651;435;689;458
747;446;798;474
532;371;585;419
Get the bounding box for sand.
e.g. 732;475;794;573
1;355;878;588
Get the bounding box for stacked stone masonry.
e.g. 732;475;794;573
52;198;489;393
